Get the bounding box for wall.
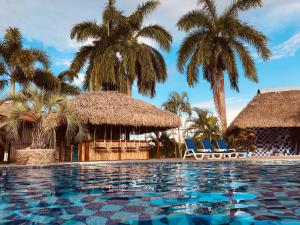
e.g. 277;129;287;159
253;128;294;156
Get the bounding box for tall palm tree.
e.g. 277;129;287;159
177;0;271;132
0;27;50;95
32;70;80;96
1;88;86;149
186;107;221;141
162;91;191;158
70;0;172;97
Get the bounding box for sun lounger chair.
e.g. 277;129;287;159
183;139;209;160
217;139;248;158
201;139;224;160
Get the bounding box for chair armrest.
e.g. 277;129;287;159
215;149;227;152
197;149;210;153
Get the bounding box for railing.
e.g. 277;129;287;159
92;140;149;152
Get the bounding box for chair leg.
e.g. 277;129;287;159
183;150;188;160
198;154;205;160
206;154;214;160
212;154;223;160
232;153;239;159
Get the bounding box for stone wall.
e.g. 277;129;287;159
16;149;57;165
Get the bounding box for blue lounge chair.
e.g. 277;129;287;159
183;139;209;160
201;139;224;160
217;139;248;158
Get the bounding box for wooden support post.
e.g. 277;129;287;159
70;145;74;162
155;131;160;159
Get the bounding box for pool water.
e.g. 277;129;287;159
1;161;300;225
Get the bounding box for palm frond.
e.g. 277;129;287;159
136;25;172;51
177;9;213;31
70;21;105;41
70;45;94;72
224;0;262;17
31;49;50;69
197;0;217;20
129;0;160;27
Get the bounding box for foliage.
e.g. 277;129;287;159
227;128;257;151
148;131;177;158
1;88;86;149
0;27;50;95
32;70;80;96
70;0;172;97
185;107;221;142
162;91;191;158
177;0;271;131
162;91;191;116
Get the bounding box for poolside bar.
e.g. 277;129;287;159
56;91;181;162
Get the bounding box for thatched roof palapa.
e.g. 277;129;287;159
72;91;181;128
230;89;300;129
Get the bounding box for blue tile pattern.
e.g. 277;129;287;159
1;161;300;224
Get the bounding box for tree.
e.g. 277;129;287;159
177;0;271;132
32;70;80;96
70;0;172;97
186;107;221;142
1;88;86;149
0;27;50;95
162;91;191;158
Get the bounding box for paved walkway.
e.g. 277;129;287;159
1;155;300;168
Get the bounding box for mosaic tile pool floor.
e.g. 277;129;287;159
1;161;300;225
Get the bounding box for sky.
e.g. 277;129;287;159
1;0;300;124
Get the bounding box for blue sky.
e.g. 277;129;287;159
1;0;300;123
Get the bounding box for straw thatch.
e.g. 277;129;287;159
0;101;35;122
230;89;300;129
71;91;181;128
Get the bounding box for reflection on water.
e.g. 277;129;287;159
1;161;300;224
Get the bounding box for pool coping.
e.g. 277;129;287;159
1;155;300;169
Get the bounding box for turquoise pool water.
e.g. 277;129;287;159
1;161;300;225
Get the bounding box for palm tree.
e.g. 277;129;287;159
177;0;271;132
32;70;80;96
70;0;172;97
1;88;86;149
0;27;50;95
162;91;191;158
186;107;221;142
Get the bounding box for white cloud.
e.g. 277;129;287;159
55;59;71;67
194;97;249;124
73;73;85;87
1;0;297;51
272;33;300;60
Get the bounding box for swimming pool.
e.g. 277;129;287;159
1;161;300;225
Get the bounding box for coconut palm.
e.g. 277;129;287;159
70;0;172;97
1;88;86;149
162;91;191;158
32;70;80;96
177;0;271;132
0;27;50;95
186;107;221;141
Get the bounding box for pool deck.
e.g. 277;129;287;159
1;155;300;168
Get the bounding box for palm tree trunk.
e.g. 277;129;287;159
10;78;15;96
210;65;221;119
177;127;182;158
31;124;48;149
218;71;227;133
126;80;132;96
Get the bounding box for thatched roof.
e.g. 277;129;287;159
230;89;300;129
0;101;35;122
71;91;181;128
